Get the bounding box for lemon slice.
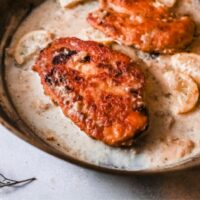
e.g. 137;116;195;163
164;71;199;114
58;0;89;9
171;53;200;85
78;27;114;45
14;30;54;65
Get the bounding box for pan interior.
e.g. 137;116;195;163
4;0;200;171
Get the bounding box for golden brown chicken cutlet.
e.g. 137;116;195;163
33;37;148;146
87;0;195;54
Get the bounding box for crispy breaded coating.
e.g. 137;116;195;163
33;37;148;146
87;0;195;54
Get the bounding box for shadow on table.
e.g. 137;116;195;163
89;166;200;200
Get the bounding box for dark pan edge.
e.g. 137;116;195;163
1;0;200;175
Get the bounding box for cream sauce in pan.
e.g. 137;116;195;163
4;0;200;170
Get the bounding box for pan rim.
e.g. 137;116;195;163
1;111;200;175
1;0;200;175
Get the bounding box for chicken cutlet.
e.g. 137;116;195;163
87;0;195;54
33;37;148;146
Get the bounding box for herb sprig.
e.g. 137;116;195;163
0;173;36;188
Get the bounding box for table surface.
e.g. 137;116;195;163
1;125;200;200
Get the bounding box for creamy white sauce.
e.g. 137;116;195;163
5;0;200;170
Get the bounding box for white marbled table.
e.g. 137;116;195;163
1;125;200;200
